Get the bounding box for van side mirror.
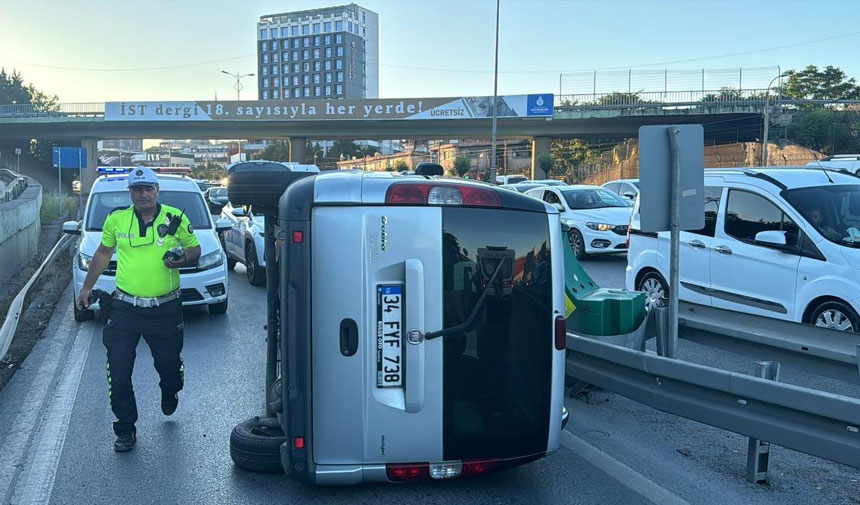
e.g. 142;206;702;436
215;218;232;234
63;220;81;235
755;230;788;248
231;207;246;218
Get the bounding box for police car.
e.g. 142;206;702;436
63;167;232;320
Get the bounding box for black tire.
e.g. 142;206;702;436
227;161;315;208
73;301;94;322
636;271;668;312
230;416;286;473
220;235;236;271
808;300;860;333
246;242;266;286
568;229;587;260
208;298;228;315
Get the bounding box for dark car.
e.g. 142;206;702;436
205;186;229;213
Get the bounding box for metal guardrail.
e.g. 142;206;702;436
556;89;771;108
566;332;860;469
0;234;74;364
677;302;860;385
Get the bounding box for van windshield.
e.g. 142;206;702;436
783;184;860;247
441;207;552;460
86;191;212;231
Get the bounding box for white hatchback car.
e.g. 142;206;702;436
219;203;266;286
64;172;232;320
525;185;633;259
627;167;860;332
601;178;639;202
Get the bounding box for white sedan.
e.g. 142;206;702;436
525;185;633;259
219;203;267;286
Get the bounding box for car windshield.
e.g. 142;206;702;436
783;184;860;248
630;181;640;189
561;188;630;209
86;190;212;231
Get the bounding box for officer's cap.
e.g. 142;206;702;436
128;166;158;188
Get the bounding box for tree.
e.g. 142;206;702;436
193;162;226;181
788;109;860;154
537;152;554;177
1;68;61;162
701;87;743;102
782;65;860;100
453;156;471;177
550;139;599;182
0;69;29;104
253;140;291;162
393;159;409;172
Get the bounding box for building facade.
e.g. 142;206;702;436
336;151;434;172
256;3;379;100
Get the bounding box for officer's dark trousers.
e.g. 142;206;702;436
103;297;184;436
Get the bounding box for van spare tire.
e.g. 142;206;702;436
227;160;319;208
230;416;287;473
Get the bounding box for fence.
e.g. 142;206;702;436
559;67;782;96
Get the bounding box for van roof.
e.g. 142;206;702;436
704;166;860;190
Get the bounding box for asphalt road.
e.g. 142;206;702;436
1;256;857;504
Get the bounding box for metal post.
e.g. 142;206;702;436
264;215;279;414
489;0;500;185
762;73;786;167
58;153;63;220
701;68;705;93
78;148;83;218
628;69;632;94
667;127;681;359
739;68;743;91
593;70;597;96
559;73;562;97
15;148;20;174
664;69;668;99
746;361;780;484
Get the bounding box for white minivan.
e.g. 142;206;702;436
64;172;231;319
627;167;860;332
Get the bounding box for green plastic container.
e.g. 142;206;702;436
563;230;646;336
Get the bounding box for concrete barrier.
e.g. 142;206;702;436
0;179;43;290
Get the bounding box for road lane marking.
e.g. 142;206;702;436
561;430;689;505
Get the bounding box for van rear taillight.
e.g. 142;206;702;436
462;459;501;477
386;463;430;482
555;315;566;350
386;183;500;208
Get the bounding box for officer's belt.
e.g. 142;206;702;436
113;289;181;308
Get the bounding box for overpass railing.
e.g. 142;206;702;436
556;88;771;108
0;103;104;118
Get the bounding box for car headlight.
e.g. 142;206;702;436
197;250;224;270
77;252;92;271
586;222;614;231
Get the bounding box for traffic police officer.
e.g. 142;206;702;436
76;166;201;452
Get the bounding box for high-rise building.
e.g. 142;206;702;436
256;4;379;100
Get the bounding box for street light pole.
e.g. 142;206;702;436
489;0;500;184
222;70;255;161
762;72;788;167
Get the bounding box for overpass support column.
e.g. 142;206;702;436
81;138;99;195
531;136;551;179
289;137;307;164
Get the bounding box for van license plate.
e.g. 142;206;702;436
377;284;403;388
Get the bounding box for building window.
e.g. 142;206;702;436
336;84;343;95
283;40;290;49
273;52;279;62
281;27;288;37
347;21;353;33
325;60;332;71
335;20;343;31
303;75;310;85
262;66;268;75
302;24;309;35
263;53;269;63
337;46;344;57
282;52;289;62
293;63;300;73
313;48;320;59
263;90;269;99
292;26;299;36
325;72;332;83
292;50;299;61
336;59;343;70
336;34;343;44
337;71;344;82
313;23;320;34
283;63;289;74
294;88;301;98
314;35;321;46
324;21;331;32
272;77;279;87
303;37;310;48
293;76;299;86
325;47;332;58
303;49;309;59
260;29;268;39
263;78;269;88
325;85;332;96
315;86;321;97
303;62;310;72
293;38;300;48
362;11;366;22
314;61;321;71
273;65;279;75
314;74;320;84
324;34;331;45
262;41;269;51
304;87;310;97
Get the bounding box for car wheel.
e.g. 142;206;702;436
809;300;860;333
230;416;286;473
568;229;587;260
208;298;228;315
220;236;236;271
637;271;667;312
246;243;266;286
73;296;94;322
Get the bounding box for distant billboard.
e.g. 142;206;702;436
104;94;555;121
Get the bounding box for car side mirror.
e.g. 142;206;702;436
623;192;635;200
231;208;246;218
215;218;232;234
62;220;81;235
755;230;787;248
552;203;564;212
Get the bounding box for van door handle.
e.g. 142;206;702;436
339;319;358;356
688;240;706;249
404;259;425;413
714;245;733;255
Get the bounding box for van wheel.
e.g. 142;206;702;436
637;271;667;312
208;298;228;315
230;416;286;473
809;301;860;333
246;243;266;286
73;297;94;322
568;229;587;260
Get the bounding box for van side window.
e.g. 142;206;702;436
724;190;799;245
689;186;723;237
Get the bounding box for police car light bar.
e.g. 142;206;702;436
97;166;135;174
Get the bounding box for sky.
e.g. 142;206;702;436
1;0;859;103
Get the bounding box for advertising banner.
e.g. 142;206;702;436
104;94;554;121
